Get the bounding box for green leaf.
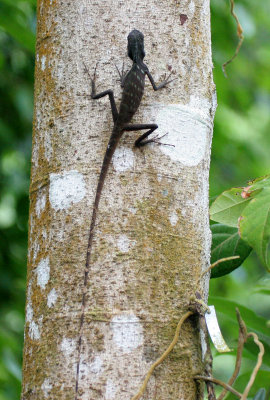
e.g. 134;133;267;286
244;341;270;370
211;176;270;269
252;287;270;296
239;188;270;270
247;175;270;191
210;187;260;227
210;224;252;278
226;372;269;400
253;388;266;400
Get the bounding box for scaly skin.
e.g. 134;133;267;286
75;29;174;399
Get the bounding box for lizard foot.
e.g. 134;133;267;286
138;133;175;147
158;71;178;89
115;61;129;88
83;61;99;98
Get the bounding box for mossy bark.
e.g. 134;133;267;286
21;0;216;399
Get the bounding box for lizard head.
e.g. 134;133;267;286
127;29;145;63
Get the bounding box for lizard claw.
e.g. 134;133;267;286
159;71;178;89
152;132;175;147
83;61;99;98
115;61;128;88
141;133;175;147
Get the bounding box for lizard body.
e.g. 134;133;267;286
75;29;173;398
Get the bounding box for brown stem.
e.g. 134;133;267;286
194;376;242;398
218;308;246;400
222;0;244;76
241;332;264;399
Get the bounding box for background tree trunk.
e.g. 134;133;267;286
21;0;216;399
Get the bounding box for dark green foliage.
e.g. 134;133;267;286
210;176;270;272
0;1;35;398
210;223;252;278
226;374;269;400
209;298;270;398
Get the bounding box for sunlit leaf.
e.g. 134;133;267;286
210;187;260;227
247;175;270;191
239;188;270;270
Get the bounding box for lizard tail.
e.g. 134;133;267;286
87;125;123;259
75;125;123;398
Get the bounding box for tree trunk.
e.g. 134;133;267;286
21;0;216;399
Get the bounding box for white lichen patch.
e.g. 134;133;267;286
169;210;178;226
105;378;117;400
36;257;50;289
25;281;40;340
189;0;195;17
112;147;134;172
117;234;136;253
128;206;137;215
154;100;212;167
77;353;92;384
111;314;143;354
32;238;40;262
41;378;52;398
29;320;40;340
181;208;187;217
188;95;213;120
42;229;47;240
27;279;32;302
49;170;86;211
41;55;46;71
89;355;103;375
60;337;76;358
47;288;58;308
35;192;46;217
26;304;33;323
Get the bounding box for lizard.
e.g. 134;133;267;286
75;29;174;398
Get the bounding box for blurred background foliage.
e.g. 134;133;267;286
0;0;269;398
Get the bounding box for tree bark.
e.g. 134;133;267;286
22;0;216;399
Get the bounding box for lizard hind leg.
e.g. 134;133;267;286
123;123;158;147
124;123;174;147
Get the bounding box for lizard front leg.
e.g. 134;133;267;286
115;62;129;88
145;66;176;91
83;62;119;123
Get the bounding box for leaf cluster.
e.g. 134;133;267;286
210;175;270;277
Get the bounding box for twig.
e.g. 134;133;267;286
131;311;193;400
199;314;216;400
194;376;242;398
200;256;240;279
241;332;264;399
222;0;244;77
197;309;264;400
218;308;246;400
